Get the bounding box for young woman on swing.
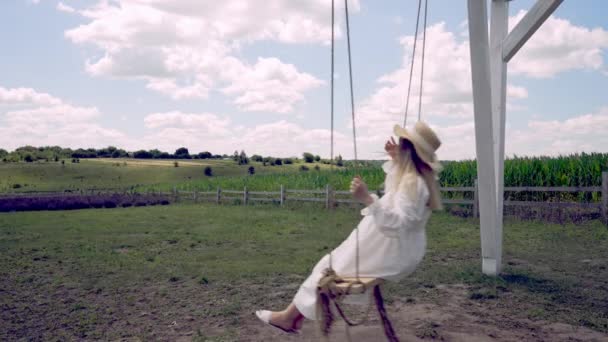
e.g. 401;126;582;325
256;121;443;334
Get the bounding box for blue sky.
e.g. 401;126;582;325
1;0;607;160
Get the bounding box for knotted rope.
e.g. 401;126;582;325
315;269;399;342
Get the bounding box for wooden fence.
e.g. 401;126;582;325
169;172;608;225
2;172;606;225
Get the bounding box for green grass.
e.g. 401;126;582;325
1;204;606;340
0;158;339;193
3;152;607;197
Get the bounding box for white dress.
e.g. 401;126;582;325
293;161;431;320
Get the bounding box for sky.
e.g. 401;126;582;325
1;0;607;161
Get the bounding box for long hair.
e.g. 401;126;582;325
388;139;443;211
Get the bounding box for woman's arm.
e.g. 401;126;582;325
361;181;429;237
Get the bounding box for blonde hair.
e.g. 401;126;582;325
387;139;443;211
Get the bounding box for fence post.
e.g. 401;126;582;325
473;179;479;218
173;186;179;203
193;189;198;203
325;184;331;209
243;186;248;206
280;185;285;206
216;186;221;204
602;172;608;226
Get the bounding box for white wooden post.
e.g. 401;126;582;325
193;189;198;203
325;184;331;209
216;186;221;204
602;172;608;226
467;0;563;275
280;185;285;206
490;0;508;272
243;186;248;206
468;0;501;276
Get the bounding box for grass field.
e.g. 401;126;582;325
1;204;606;341
0;158;339;193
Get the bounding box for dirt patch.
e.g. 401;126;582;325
240;284;608;342
2;272;607;342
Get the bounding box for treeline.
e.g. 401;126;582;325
0;146;226;163
0;145;347;167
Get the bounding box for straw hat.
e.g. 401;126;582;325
393;121;441;170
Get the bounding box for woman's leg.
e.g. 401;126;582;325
270;302;305;331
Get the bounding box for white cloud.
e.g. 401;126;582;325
355;12;607;159
509;10;608;78
356;22;517;139
397;107;608;161
139;111;350;157
220;57;324;113
56;2;75;13
143;111;230;136
63;0;354;112
0;86;63;106
508;107;608;156
0;85;132;150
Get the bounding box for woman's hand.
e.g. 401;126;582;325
350;176;373;205
385;137;398;159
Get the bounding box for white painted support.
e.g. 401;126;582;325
490;0;508;273
467;0;500;276
502;0;563;62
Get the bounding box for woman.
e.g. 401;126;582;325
256;121;443;333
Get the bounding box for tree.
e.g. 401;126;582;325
314;155;321;162
174;147;190;159
248;166;255;175
0;149;8;159
251;154;263;162
111;149;127;158
275;158;282;165
233;150;239;162
198;151;212;159
283;158;293;165
133;150;153;159
238;150;249;165
24;154;34;163
204;166;213;176
149;149;163;159
303;152;314;163
336;154;344;166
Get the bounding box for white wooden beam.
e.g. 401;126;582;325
490;0;508;275
467;0;500;276
502;0;563;62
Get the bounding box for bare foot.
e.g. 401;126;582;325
270;311;296;332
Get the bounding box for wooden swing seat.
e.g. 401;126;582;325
336;277;384;295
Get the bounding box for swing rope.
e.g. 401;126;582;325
418;0;428;121
403;0;429;127
318;2;399;341
328;0;361;283
328;0;335;272
343;0;362;284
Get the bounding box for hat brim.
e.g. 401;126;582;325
393;124;437;169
